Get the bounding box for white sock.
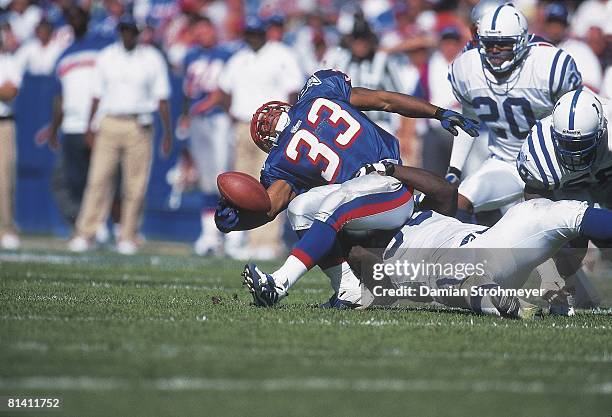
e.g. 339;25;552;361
272;255;308;291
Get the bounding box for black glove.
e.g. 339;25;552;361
435;107;480;137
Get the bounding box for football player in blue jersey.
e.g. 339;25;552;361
178;16;234;256
215;69;479;307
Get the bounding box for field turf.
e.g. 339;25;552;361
1;247;611;417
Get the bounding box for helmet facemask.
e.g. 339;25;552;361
553;122;606;171
478;34;528;75
552;90;608;172
250;101;291;153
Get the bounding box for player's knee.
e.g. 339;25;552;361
287;194;315;231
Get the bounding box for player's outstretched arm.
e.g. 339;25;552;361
349;87;479;137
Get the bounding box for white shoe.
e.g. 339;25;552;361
194;234;222;256
116;240;138;255
68;236;90;253
1;233;20;250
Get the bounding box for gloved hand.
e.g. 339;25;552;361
355;161;395;178
214;199;240;233
445;166;462;185
435;108;479;137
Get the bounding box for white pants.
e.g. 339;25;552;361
189;112;234;194
459;156;525;212
288;174;414;234
462;198;589;289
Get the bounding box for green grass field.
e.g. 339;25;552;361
1;247;611;417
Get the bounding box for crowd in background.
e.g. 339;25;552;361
0;0;611;258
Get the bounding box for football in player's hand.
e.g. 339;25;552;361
217;172;271;212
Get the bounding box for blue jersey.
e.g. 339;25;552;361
182;45;232;116
261;70;401;195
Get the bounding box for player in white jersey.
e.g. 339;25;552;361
517;89;612;206
448;4;581;215
367;195;610;318
516;89;611;309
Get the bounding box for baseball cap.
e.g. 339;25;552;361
244;15;265;33
118;14;139;31
545;3;569;24
267;14;285;27
440;25;461;40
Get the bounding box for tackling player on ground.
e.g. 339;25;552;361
351;167;612;318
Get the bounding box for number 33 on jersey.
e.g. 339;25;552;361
260;70;401;195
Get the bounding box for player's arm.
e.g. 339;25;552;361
349;87;479;137
215;180;295;232
35;95;63;148
390;165;458;216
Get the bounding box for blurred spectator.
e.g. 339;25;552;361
90;0;125;38
290;11;338;75
0;33;22;249
177;15;234;256
35;6;114;232
420;26;464;176
542;3;602;92
15;19;69;75
68;14;172;255
162;1;199;70
570;0;610;39
216;15;303;259
133;0;178;36
265;13;284;42
324;13;419;134
5;0;41;47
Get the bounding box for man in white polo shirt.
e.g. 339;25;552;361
0;36;22;250
216;15;304;259
69;14;172;255
36;6;114;229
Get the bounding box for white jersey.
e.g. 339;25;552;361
517;106;612;206
449;44;581;161
385;210;487;255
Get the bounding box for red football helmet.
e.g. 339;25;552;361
250;100;291;153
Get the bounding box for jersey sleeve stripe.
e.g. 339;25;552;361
555;54;572;97
527;129;550;190
548;49;563;102
536;121;560;189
